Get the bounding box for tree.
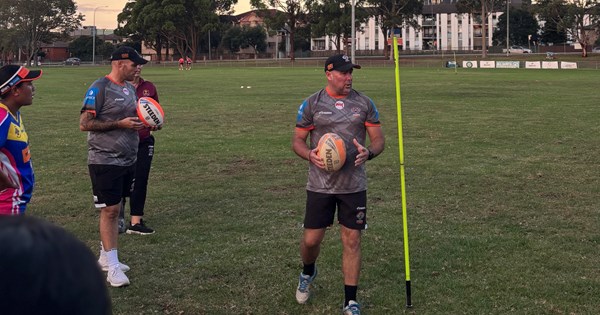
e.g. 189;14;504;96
366;0;422;59
456;0;505;58
241;26;268;56
307;0;370;54
493;6;539;47
535;0;600;57
222;26;244;53
67;35;115;61
251;0;309;61
0;0;83;66
540;18;567;45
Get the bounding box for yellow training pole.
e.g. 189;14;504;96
393;36;412;308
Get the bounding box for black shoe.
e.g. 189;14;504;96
126;219;155;235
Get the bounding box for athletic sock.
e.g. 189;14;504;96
302;263;315;277
344;285;358;306
105;249;119;270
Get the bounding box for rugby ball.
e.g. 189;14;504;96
136;97;164;127
316;133;346;172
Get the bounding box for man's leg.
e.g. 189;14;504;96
341;226;362;307
296;228;326;304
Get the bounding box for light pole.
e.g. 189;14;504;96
351;0;356;62
92;6;107;65
506;0;510;56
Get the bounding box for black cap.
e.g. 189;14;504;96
110;46;148;65
0;65;42;96
324;54;361;72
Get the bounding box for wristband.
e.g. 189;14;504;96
367;149;375;160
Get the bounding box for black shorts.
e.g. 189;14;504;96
88;164;136;208
304;190;367;230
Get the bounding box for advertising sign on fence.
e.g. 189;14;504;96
542;61;559;69
463;61;478;68
560;62;578;69
480;61;495;68
496;61;520;69
525;61;541;69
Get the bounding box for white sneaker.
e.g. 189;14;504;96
107;267;130;287
343;300;361;315
98;255;130;272
295;267;318;304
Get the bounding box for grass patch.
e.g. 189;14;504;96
24;64;600;314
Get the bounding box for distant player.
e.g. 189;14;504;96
178;57;184;71
0;65;42;215
185;56;192;70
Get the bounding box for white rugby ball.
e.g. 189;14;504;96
316;133;346;172
136;97;164;127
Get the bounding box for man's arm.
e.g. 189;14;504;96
79;112;144;132
292;128;325;169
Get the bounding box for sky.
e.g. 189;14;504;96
76;0;252;29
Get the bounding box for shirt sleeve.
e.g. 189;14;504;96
81;80;104;115
365;97;381;127
295;99;313;130
0;112;10;148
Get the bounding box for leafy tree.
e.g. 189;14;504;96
493;6;539;47
366;0;423;59
540;18;567;45
456;0;505;58
67;35;114;61
0;0;83;66
222;26;244;53
241;26;268;55
251;0;309;61
307;0;370;54
535;0;600;57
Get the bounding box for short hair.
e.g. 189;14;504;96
0;216;111;315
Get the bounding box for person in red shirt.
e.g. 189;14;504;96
178;57;184;71
185;56;192;70
119;64;160;235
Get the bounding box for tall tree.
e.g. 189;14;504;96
307;0;370;54
366;0;422;59
535;0;600;57
241;25;268;56
0;0;83;66
250;0;309;61
456;0;505;58
493;6;539;47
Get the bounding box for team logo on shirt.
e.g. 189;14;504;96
123;87;130;95
351;107;361;118
143;89;150;96
335;101;345;110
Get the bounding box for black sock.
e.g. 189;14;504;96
344;285;358;306
302;263;315;276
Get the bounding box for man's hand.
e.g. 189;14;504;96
308;148;325;170
353;138;370;166
119;117;145;130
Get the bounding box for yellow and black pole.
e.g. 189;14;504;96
393;36;412;308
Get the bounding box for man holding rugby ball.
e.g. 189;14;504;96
80;46;147;287
292;54;385;314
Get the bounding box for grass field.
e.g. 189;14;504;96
23;63;600;314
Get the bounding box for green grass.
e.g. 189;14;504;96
24;64;600;314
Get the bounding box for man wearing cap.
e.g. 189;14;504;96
292;54;385;314
0;65;42;215
80;46;147;287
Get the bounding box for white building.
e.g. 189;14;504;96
311;0;517;52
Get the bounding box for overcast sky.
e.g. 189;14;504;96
76;0;252;29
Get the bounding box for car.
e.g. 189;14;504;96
64;57;81;66
502;45;532;54
592;47;600;53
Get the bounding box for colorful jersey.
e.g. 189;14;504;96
81;76;139;167
135;78;159;141
295;88;381;194
0;103;34;215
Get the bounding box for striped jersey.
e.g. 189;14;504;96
81;76;139;166
296;88;381;194
0;103;34;215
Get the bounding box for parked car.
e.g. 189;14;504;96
502;45;532;54
592;47;600;53
64;57;81;66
